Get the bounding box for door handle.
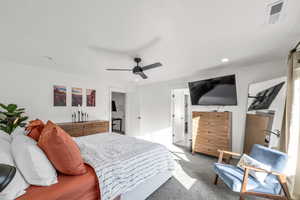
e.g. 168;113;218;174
263;129;280;137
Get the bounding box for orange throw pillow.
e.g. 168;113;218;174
26;119;45;141
38;121;87;175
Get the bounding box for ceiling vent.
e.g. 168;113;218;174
267;1;285;24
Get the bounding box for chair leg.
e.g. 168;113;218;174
278;175;292;200
239;196;244;200
214;175;219;185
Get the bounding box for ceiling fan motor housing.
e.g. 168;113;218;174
133;57;143;74
133;66;143;74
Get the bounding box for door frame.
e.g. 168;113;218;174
108;87;128;134
171;88;191;144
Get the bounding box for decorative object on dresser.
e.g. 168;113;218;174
192;111;232;157
72;105;89;123
58;120;109;137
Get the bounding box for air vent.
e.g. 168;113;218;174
267;1;284;24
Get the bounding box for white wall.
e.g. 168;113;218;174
0;59;131;124
135;59;287;153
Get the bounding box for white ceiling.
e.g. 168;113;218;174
0;0;300;84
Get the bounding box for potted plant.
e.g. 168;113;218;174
0;103;28;135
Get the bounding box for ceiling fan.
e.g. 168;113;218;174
106;57;162;79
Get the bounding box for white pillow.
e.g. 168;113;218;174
11;135;58;186
237;154;271;183
0;131;11;143
10;127;26;139
0;139;29;200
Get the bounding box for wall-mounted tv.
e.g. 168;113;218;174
188;74;237;106
248;82;284;111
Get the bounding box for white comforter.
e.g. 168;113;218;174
74;133;175;200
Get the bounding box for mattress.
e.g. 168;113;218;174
16;164;100;200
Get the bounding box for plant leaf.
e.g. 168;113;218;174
7;104;17;112
19;116;28;122
0;113;6;120
0;103;7;110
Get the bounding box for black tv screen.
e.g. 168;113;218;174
188;75;237;106
248;82;284;111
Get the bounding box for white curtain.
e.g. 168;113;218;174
282;48;300;199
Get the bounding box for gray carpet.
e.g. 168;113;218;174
147;144;263;200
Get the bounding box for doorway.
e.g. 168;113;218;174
111;91;126;134
171;89;191;147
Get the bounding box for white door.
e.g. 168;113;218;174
172;89;185;143
128;91;141;136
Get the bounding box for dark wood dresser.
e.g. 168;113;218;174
192;112;232;157
58;120;109;137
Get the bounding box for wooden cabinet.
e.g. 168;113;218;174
58;120;109;137
192;112;232;157
243;113;274;154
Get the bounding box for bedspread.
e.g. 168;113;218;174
75;133;175;200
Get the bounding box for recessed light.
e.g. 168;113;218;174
221;58;229;63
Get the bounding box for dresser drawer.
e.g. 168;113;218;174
197;125;229;134
196;130;230;138
59;124;84;137
193;112;210;118
197;137;229;146
209;112;229;120
84;122;109;135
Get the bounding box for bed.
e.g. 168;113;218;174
17;133;174;200
16;164;102;200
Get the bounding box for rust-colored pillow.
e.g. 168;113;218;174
38;121;87;175
26;119;45;141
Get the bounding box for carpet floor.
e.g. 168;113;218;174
147;143;264;200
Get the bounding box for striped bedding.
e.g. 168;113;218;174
74;133;175;200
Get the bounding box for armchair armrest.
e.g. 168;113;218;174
240;165;291;199
241;165;282;176
217;150;241;163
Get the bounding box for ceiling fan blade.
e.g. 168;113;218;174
138;72;148;79
142;62;162;71
106;68;132;71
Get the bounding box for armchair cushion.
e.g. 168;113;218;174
237;154;271;183
213;163;281;194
